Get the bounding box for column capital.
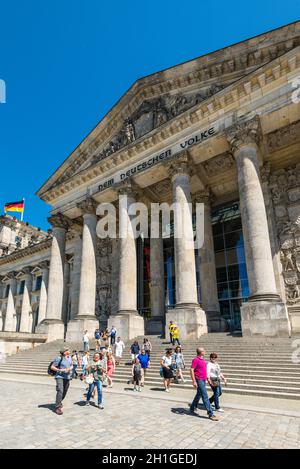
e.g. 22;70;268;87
226;116;262;154
48;213;70;230
167;152;193;181
193;188;214;205
38;260;50;270
114;179;139;198
21;266;32;276
77;197;97;215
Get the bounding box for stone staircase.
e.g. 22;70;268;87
0;333;300;400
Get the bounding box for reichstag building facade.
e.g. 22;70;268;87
1;21;300;349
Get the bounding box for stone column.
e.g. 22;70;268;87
165;154;207;339
108;181;144;339
4;273;17;332
36;213;69;341
69;233;82;320
227;116;291;337
149;218;165;334
37;261;49;325
66;200;99;341
19;267;32;333
194;190;226;332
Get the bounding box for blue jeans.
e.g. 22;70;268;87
209;384;222;410
190;379;214;417
87;380;103;405
71;364;78;379
83;342;89;352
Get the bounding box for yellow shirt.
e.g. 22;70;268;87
172;328;180;339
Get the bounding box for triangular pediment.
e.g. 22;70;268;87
37;21;300;198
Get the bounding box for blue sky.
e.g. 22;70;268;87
0;0;299;230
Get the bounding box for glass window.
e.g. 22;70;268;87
213;235;224;252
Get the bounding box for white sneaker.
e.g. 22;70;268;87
165;388;170;393
97;404;104;409
216;408;224;412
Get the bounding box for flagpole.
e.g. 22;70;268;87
21;198;25;222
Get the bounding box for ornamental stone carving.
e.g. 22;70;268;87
76;197;97;214
202;152;234;177
269;163;300;306
267;119;300;152
96;238;112;324
92;85;227;164
48;213;70;230
226;116;262;154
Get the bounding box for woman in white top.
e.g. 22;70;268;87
160;349;174;392
207;352;227;412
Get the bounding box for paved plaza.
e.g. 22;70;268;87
1;379;300;449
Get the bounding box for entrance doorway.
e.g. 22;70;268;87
212;202;249;332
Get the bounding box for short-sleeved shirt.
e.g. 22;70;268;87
89;359;106;382
191;356;207;381
162;355;172;367
137;353;150;369
207;362;221;380
53;356;73;380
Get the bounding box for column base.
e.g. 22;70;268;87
36;319;65;342
165;305;208;340
145;316;164;336
108;311;145;340
65;317;99;343
241;300;291;338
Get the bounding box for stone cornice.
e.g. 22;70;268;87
0;239;52;266
39;44;300;205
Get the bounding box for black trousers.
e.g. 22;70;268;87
55;378;70;408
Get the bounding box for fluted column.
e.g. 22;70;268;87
37;261;49;325
169;157;199;307
164;153;207;339
4;273;17;332
227;117;290;337
118;185;138;313
108;180;144;339
36;213;69;340
66;200;99;342
19;268;32;333
194;190;226;332
69;233;82;320
77;199;97;318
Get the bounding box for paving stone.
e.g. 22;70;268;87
0;381;300;449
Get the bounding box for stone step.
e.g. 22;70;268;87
1;365;300;389
1;368;299;399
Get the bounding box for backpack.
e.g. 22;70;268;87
48;357;62;376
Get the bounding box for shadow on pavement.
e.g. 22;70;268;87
171;407;208;419
38;403;56;413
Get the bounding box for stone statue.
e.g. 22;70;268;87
124;119;136;143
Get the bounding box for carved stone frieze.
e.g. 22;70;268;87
266;119;300;152
96;238;112;323
269;163;300;305
202;152;235;177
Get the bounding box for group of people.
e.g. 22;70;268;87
50;323;227;422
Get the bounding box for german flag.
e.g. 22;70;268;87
4;200;24;213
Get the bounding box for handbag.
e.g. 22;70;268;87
211;378;221;387
85;374;94;385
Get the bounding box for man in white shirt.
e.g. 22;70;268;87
83;330;89;352
114;337;125;365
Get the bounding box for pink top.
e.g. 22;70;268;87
191;356;207;380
